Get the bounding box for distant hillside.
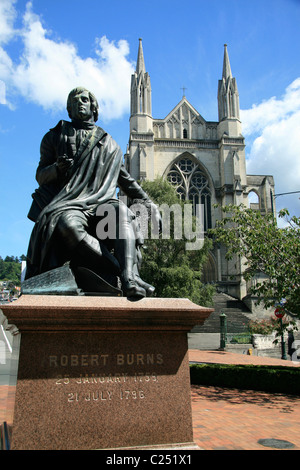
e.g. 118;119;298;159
0;256;25;286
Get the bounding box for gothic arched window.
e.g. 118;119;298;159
167;157;212;231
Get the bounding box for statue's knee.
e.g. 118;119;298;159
56;213;72;239
56;212;89;251
56;212;85;245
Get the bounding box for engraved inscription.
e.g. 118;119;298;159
49;354;109;367
49;352;163;403
56;376;70;385
66;390;145;403
55;374;129;384
55;372;158;385
134;372;158;382
49;353;164;367
120;390;145;400
116;354;163;365
76;373;129;384
54;374;157;403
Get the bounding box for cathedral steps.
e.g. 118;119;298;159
192;292;252;334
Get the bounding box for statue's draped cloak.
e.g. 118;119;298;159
26;120;146;276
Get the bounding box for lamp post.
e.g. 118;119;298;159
220;312;227;350
271;189;300;217
274;307;287;360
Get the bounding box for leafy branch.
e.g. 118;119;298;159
209;205;300;316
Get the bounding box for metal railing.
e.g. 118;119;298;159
219;312;252;349
226;332;252;344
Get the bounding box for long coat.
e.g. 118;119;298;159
26;120;149;278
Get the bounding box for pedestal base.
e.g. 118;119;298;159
2;295;213;450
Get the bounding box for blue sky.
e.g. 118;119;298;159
0;0;300;258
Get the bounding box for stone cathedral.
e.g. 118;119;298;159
125;39;275;303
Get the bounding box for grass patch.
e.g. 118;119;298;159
190;363;300;395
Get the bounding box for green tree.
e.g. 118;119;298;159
0;255;23;285
139;178;215;306
209;205;300;316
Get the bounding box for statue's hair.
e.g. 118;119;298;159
67;87;99;122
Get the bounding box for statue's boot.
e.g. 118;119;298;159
119;264;147;299
113;204;147;299
120;272;147;299
134;273;155;296
114;239;146;300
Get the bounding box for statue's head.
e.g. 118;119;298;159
67;87;99;122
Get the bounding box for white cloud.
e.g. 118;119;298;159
241;78;300;217
0;1;135;120
241;78;300;136
0;80;7;105
0;0;16;106
0;0;17;44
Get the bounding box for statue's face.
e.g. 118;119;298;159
71;90;94;121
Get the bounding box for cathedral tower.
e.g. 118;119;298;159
130;38;152;126
217;44;247;209
217;44;241;138
128;39;154;180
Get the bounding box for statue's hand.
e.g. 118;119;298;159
56;155;74;172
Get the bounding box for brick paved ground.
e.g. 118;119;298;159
191;385;300;450
0;385;15;426
189;349;300;367
189;350;300;450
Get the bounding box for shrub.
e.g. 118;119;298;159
248;318;277;335
190;363;300;395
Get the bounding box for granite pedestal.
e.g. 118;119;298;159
2;295;213;450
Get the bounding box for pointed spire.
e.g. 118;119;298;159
136;38;146;75
222;44;232;80
130;38;152;118
218;44;240;124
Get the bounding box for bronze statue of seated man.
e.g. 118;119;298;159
25;87;161;299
